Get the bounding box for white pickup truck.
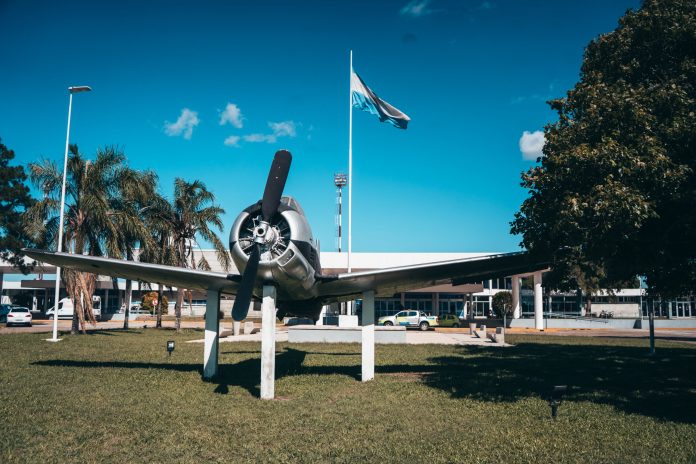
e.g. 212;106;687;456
377;310;438;331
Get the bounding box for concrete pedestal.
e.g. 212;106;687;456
361;290;375;382
203;289;220;379
260;285;277;400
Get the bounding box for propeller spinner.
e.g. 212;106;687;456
231;150;292;321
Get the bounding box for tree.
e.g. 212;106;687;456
25;145;147;334
491;291;513;319
0;139;35;279
111;168;158;330
141;291;168;315
511;0;696;298
139;178;230;331
139;193;178;329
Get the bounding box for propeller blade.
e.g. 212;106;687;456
231;243;260;321
261;150;292;221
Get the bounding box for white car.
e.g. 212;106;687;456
6;306;32;327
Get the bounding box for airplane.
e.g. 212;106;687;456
24;149;547;323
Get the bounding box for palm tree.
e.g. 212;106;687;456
139;193;177;328
162;178;230;331
24;145;147;334
111;168;158;329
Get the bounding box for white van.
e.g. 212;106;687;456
46;296;101;320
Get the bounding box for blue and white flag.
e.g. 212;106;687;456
351;70;410;130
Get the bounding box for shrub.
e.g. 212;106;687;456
491;291;512;319
142;291;169;315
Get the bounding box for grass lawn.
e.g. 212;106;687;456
1;330;695;463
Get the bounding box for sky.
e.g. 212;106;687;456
0;0;641;255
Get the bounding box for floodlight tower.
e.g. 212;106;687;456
334;173;347;252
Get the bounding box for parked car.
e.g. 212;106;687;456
378;310;438;331
438;313;461;328
6;306;32;327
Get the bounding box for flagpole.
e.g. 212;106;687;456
348;50;353;275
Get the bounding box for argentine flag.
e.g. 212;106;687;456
351;70;410;130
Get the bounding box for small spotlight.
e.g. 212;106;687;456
167;340;175;356
549;385;567;420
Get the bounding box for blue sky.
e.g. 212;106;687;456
1;0;640;254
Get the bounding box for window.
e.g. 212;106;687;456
471;296;490;317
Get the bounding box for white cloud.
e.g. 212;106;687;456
224;135;241;147
400;0;432;17
519;130;546;160
243;133;270;143
219;103;243;128
242;121;297;144
164;108;199;140
269;121;296;138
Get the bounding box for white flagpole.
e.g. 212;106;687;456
348;50;353;274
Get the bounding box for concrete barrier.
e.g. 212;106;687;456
288;325;406;344
243;321;255;334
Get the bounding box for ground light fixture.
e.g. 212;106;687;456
47;85;92;343
549;385;568;420
167;340;175;356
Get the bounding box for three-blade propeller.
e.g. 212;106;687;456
231;150;292;321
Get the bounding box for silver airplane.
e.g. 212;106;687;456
24;150;546;322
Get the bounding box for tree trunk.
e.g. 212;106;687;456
156;285;164;328
123;279;132;330
71;307;79;335
175;288;184;332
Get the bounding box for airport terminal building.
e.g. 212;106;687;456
1;251;694;325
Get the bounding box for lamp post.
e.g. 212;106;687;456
47;85;91;342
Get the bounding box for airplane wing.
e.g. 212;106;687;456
22;250;241;293
317;251;547;301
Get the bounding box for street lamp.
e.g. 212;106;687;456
47;85;92;342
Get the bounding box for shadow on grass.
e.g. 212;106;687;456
414;342;696;424
31;341;696;422
32;348;348;398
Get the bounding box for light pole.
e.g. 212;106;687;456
47;85;91;342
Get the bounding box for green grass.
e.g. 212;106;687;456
1;330;695;463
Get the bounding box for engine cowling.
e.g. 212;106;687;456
229;196;319;297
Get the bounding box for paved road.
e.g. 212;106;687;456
3;321;695;345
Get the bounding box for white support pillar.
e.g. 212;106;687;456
203;289;220;379
512;275;521;319
361;290;375;382
260;285;277;400
534;271;543;330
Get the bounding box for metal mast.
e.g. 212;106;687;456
334;173;347;252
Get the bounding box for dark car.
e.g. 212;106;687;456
0;304;13;323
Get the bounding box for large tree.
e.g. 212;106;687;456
0;139;35;277
511;0;696;298
25;145;149;333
